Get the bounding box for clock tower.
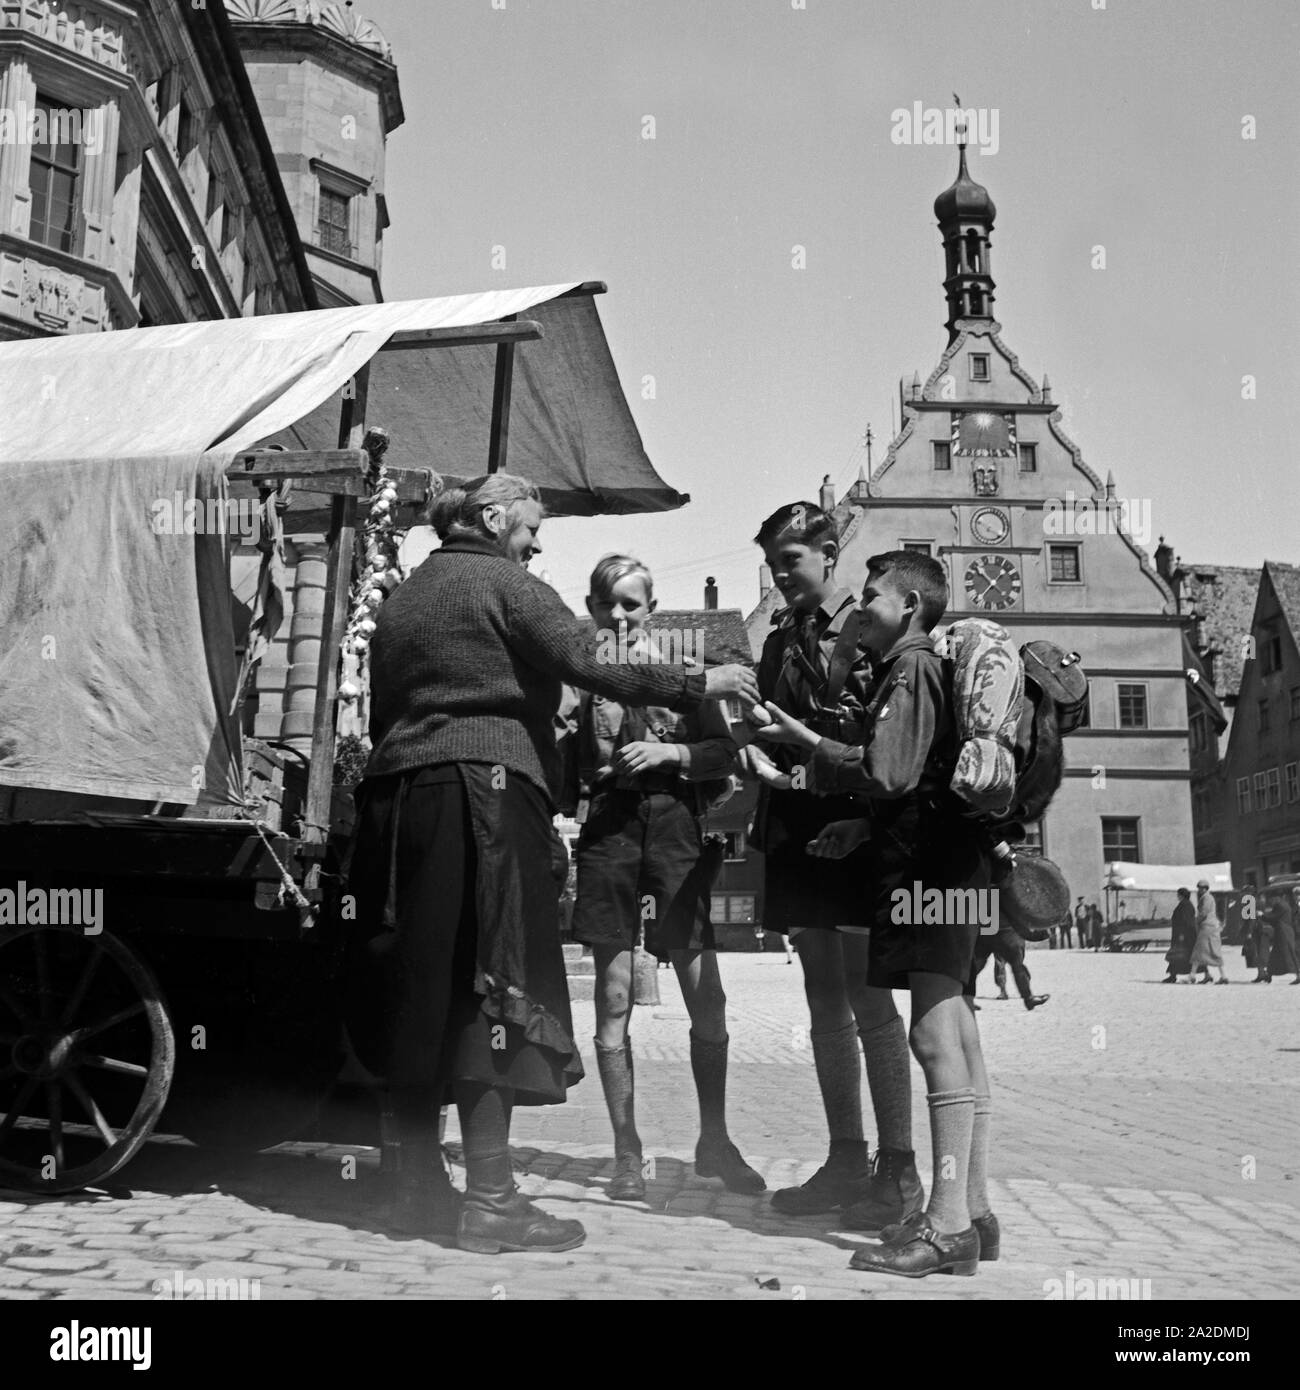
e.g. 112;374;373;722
746;129;1195;911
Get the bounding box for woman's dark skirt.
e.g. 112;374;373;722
344;763;583;1107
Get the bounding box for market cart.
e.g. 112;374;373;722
0;281;687;1192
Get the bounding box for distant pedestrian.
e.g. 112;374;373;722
1189;879;1228;984
1163;887;1196;983
1275;890;1300;983
976;923;1049;1010
1088;902;1104;951
1072;896;1088;949
1252;890;1279;983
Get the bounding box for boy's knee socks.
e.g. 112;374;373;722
594;1037;642;1158
810;1022;864;1145
968;1092;993;1221
689;1030;730;1143
925;1087;975;1234
859;1015;911;1153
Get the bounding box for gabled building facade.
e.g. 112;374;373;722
1218;563;1300;887
1155;550;1260;863
746;138;1194;908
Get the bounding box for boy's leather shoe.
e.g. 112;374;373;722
973;1209;1000;1261
848;1211;979;1278
1025;994;1050;1010
457;1189;586;1254
695;1138;765;1194
608;1151;646;1202
840;1148;924;1232
770;1146;870;1214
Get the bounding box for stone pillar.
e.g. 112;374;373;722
280;541;329;754
0;61;37;238
78;96;120;268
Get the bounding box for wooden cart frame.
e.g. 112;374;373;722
0;285;605;1192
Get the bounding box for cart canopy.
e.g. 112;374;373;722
0;285;687;808
1104;862;1235;893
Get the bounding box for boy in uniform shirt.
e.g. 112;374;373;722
758;550;996;1277
562;555;764;1202
740;504;922;1229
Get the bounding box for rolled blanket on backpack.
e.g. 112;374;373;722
933;618;1025;818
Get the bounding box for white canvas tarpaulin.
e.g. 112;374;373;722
0;285;607;807
1104;862;1235;892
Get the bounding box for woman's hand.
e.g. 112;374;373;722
738;743;793;791
806;818;871;860
752;701;820;749
704;663;761;706
610;741;680;776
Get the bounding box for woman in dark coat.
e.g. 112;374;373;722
1163;887;1196;983
346;473;759;1254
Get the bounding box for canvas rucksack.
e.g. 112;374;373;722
933;619;1087;829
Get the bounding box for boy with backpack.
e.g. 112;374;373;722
741;504;924;1232
757;549;997;1276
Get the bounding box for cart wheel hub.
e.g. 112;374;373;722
11;1031;74;1079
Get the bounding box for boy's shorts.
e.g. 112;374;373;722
760;788;872;933
571;789;718;960
864;814;990;990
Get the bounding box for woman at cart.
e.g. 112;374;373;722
346;473;760;1254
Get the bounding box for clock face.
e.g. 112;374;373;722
970;506;1010;545
965;555;1022;611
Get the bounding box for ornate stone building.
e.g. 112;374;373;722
229;0;402;306
0;2;403;756
746;139;1195;909
0;0;315;336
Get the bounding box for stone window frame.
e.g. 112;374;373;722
931;440;952;471
1101;816;1141;864
968;352;991;382
1236;777;1251;815
310;158;371;264
26;92;84;254
2;47;124;267
1285;762;1299;804
1046;542;1083;585
1116;681;1148;730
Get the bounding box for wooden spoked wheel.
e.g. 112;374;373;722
0;926;175;1193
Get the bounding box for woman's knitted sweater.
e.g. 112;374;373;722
365;535;706;802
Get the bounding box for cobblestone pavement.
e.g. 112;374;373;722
1;945;1297;1301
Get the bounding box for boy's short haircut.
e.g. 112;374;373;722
866;549;948;631
588;553;654;604
754;501;838;550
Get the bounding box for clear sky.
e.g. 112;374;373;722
357;0;1297;615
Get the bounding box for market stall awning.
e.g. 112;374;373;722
264;291;688;518
0;285;686;808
